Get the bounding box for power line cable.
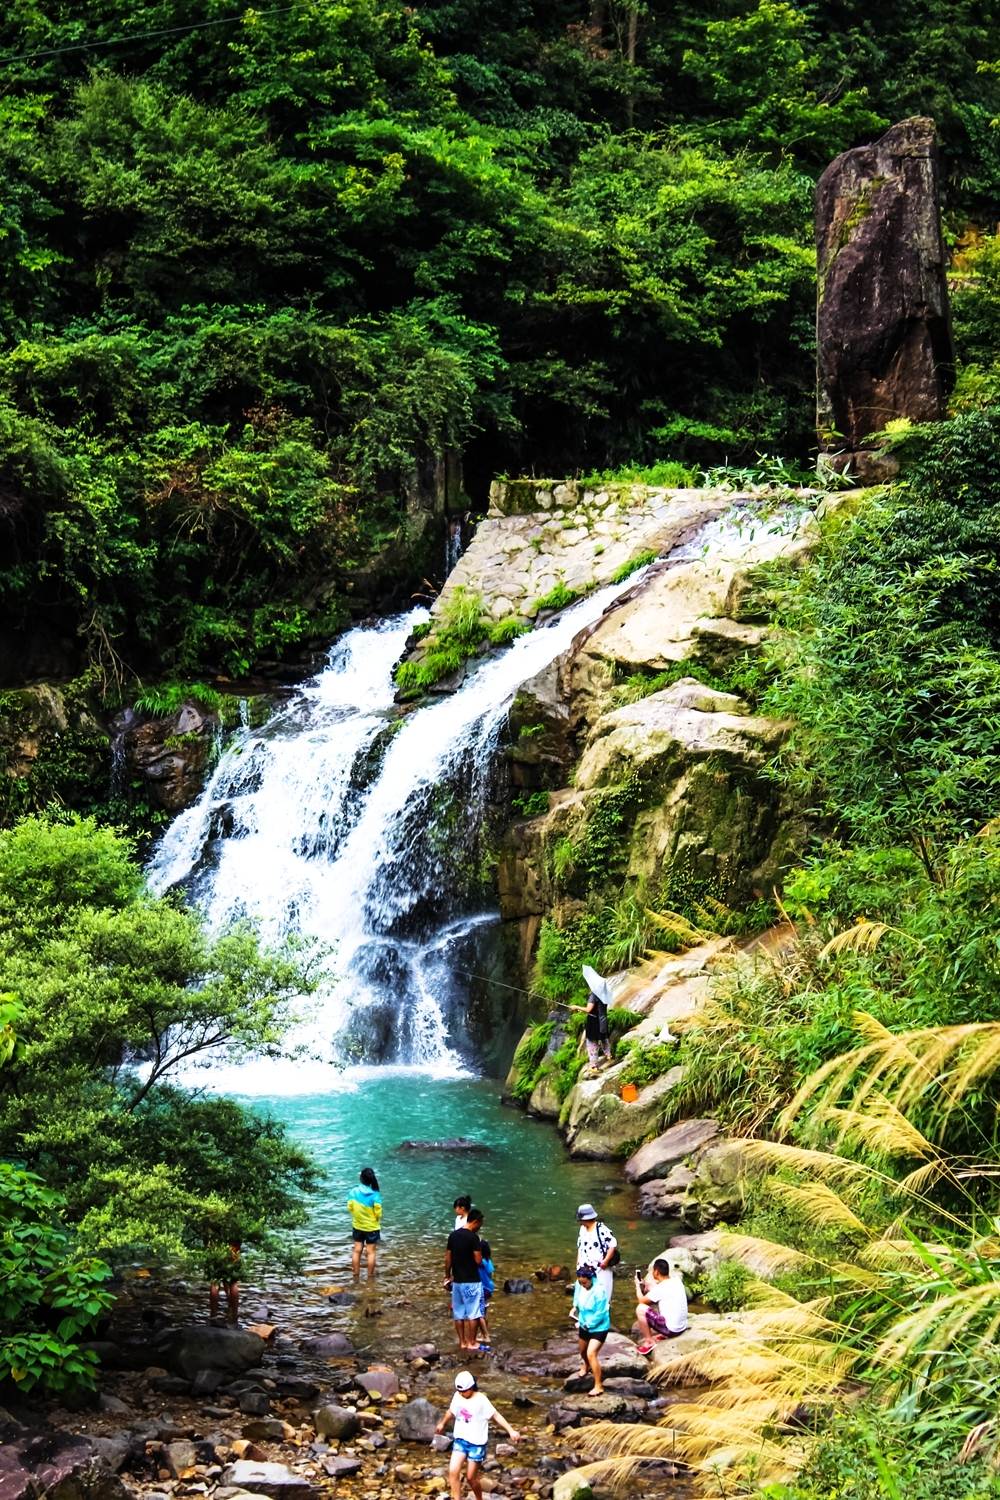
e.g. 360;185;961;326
0;5;299;67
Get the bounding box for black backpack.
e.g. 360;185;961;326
596;1219;621;1267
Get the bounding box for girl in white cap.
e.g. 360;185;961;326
436;1372;521;1500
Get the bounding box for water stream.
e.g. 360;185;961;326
148;574;647;1089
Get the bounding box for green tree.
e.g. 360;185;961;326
0;815;322;1271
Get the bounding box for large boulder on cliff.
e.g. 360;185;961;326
501;677;803;931
816;116;954;482
624;1119;721;1183
562;1066;683;1159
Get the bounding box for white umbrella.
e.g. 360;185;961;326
581;965;614;1006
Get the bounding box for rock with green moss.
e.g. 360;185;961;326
562;1066;683;1159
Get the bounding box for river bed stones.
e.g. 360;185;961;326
157;1328;267;1380
221;1461;314;1499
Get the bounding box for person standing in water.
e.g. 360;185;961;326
445;1207;485;1350
454;1195;472;1230
348;1167;382;1279
568;965;613;1068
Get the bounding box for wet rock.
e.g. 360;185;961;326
150;1376;191;1396
0;1432;130;1500
220;1461;316;1500
547;1408;582;1432
326;1292;356;1306
191;1369;226;1396
239;1393;271;1417
503;1279;533;1295
405;1344;439;1364
313;1406;361;1441
242;1421;286;1442
356;1370;400;1399
397;1138;489;1151
155;1326;266;1380
164;1441;197;1479
88;1439;128;1474
301;1333;355;1357
324;1456;362;1478
816;117;955;481
271;1375;319;1400
430;1435;452;1453
97;1396;131;1416
623;1120;720;1183
394;1398;441;1444
603;1378;657;1398
115;701;221;815
557;1393;643;1422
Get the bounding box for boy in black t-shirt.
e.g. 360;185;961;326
445;1207;485;1351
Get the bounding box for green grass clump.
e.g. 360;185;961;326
488;617;531;645
580;461;696;487
611;549;658;583
533;582;579;612
611;660;727;706
133;681;226;715
616;1040;678;1089
395;587;489;690
512;790;550;818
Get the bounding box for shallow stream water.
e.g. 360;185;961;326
234;1075;671;1357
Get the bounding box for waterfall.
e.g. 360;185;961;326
147;578;645;1090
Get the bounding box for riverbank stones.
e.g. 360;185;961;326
313;1405;361;1440
301;1333;355;1356
157;1327;266;1380
221;1460;315;1499
395;1398;441;1443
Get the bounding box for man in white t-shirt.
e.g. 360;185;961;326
436;1371;521;1500
635;1256;688;1353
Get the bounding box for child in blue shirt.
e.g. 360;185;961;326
475;1237;495;1351
571;1264;611;1397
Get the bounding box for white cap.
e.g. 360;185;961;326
455;1371;476;1391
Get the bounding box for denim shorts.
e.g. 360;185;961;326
451;1281;484;1320
352;1228;381;1243
453;1437;488;1463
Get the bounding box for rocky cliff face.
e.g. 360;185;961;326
495;492;817;969
473;480;842;1160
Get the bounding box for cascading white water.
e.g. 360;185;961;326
147;577;647;1090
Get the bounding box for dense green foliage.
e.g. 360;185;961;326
0;815;321;1278
642;412;1000;1495
1;0;999;687
0;1103;114;1393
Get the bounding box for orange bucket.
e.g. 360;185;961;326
621;1083;639;1103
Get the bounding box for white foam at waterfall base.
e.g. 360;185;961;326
147;576;647;1091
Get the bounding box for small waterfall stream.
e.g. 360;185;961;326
147;576;646;1089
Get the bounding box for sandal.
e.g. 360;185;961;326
636;1342;655;1355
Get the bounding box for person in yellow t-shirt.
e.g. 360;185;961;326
348;1166;382;1278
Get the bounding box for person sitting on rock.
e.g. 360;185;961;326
436;1370;521;1500
571;1264;611;1397
635;1256;688;1354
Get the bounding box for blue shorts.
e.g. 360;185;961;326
451;1281;484;1321
453;1437;487;1463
